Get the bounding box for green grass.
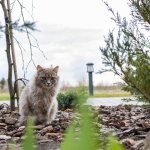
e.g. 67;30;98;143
0;92;10;100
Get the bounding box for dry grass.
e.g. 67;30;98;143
0;85;131;100
0;92;10;100
93;85;131;97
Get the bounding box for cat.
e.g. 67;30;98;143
17;65;59;126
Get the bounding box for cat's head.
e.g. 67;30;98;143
35;65;59;89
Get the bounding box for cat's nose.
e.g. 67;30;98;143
47;80;51;86
47;83;50;86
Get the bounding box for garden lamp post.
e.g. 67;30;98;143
86;63;94;96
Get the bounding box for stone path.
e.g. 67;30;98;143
1;97;144;107
87;97;144;106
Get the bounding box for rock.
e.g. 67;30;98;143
7;130;17;136
0;135;11;140
53;125;61;132
34;125;45;130
18;126;25;131
0;144;8;150
62;112;69;118
40;126;53;135
45;132;62;140
121;138;136;146
99;109;111;115
65;108;73;112
0;117;5;123
51;119;59;126
0;123;7;127
5;117;17;125
37;140;60;150
11;137;21;143
0;111;3;117
13;131;24;137
60;122;69;130
144;132;150;150
142;122;150;129
0;129;6;135
119;120;127;127
36;133;48;141
132;140;144;150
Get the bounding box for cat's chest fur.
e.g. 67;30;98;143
28;83;56;115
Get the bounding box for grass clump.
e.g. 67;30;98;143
22;117;36;150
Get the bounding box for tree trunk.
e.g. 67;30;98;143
1;0;15;111
6;0;19;107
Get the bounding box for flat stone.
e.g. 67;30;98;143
34;125;45;130
13;131;24;137
40;126;53;135
61;112;69;118
18;126;25;131
5;117;17;125
0;117;5;123
37;140;60;150
0;144;8;150
0;135;11;140
45;133;62;140
0;123;6;127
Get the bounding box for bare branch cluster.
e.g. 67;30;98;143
0;0;47;110
1;0;47;77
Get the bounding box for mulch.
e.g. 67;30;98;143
0;103;149;150
94;104;150;150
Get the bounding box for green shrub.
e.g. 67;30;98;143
57;90;78;110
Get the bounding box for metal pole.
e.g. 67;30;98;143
88;72;93;96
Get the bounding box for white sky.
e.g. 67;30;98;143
0;0;130;86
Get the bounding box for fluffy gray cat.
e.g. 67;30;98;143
17;65;59;126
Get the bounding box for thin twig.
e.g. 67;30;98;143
13;36;26;77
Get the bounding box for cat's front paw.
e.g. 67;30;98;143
16;116;27;127
15;121;25;127
46;120;52;125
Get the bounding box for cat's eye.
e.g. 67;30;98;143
51;77;55;80
41;77;46;80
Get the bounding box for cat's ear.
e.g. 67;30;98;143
37;65;43;72
53;66;59;74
